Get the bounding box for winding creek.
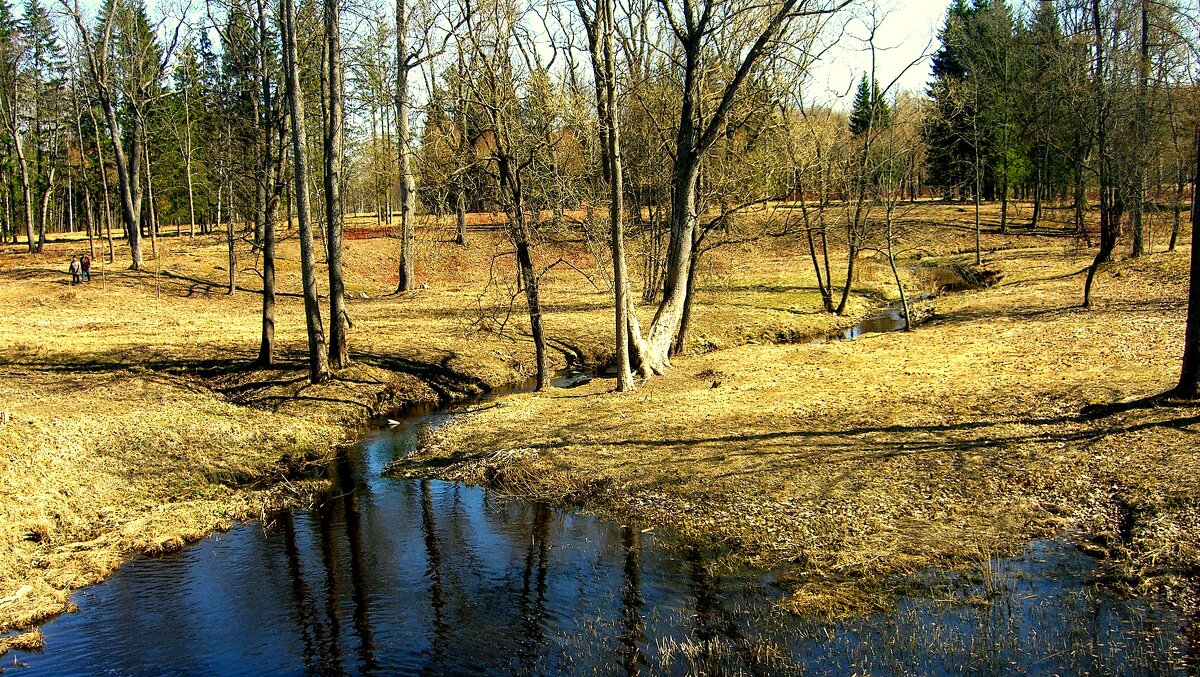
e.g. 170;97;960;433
8;310;1197;675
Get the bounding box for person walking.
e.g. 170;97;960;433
68;256;81;285
80;254;91;282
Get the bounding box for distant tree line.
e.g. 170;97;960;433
0;0;1197;396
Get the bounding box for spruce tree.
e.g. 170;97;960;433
848;73;891;136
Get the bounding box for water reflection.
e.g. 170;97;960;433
619;526;647;674
11;404;1194;676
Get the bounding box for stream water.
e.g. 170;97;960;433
6;317;1196;675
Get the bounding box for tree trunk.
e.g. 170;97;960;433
227;212;236;294
974;116;982;265
144;138;158;259
804;219;834;312
94;124;113;262
258;202;276;366
13;136;34;253
454;186;467;245
513;210;548;391
590;0;634;390
837;139;873;315
638;154;699;374
325;0;349;369
1132;0;1149;258
1074;130;1088;244
81;180;95;261
1171;166;1184;252
578;0;633;388
36;166;54;253
1177;132;1200;397
283;0;329;383
395;0;417;292
672;245;700;356
1000;157;1008;235
67;175;74;234
256;0;277;367
101;106;144;269
1084;0;1112;308
2;182;10;244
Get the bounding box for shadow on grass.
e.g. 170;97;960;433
407;391;1199;497
2;346;498;416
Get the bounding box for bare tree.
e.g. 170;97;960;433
575;0;634;390
626;0;848;375
1083;0;1121;308
1177;124;1200;398
254;0;286;366
394;0;417;291
324;0;348;368
282;0;328;383
62;0;181;270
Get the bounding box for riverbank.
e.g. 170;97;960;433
403;244;1200;617
0;217;878;648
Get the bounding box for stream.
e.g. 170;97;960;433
7;311;1197;675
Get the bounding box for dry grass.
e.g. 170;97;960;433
5;199;1188;645
0;210;883;641
406;216;1200;616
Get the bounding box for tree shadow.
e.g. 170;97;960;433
3;344;499;417
472;395;1200;498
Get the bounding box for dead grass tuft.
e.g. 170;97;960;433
0;630;45;655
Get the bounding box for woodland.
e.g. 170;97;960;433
0;0;1198;668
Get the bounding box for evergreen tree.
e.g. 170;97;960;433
0;0;18;245
923;0;977;194
848;73;890;135
20;0;63;250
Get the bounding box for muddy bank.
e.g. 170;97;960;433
402;247;1200;616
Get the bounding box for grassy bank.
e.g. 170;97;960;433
0;212;883;647
403;235;1200;616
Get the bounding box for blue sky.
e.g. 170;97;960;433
807;0;948;106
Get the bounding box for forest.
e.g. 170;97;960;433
0;0;1198;671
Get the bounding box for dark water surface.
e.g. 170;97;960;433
9;385;1195;675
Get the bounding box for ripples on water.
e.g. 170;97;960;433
9;398;1194;675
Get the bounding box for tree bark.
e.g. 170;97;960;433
1177;133;1200;397
183;85;197;239
325;0;349;369
1132;0;1149;258
579;0;634;389
71;88;96;260
255;0;277;367
395;0;417;292
143;134;158;259
454;186;467;245
101;106;144;269
1171;166;1184;252
283;0;329;383
227;209;236;294
87;106;114;263
603;28;635;390
35;164;55;253
626;0;817;376
1084;0;1113;308
12;132;34;253
513;208;548;390
1073;127;1088;245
